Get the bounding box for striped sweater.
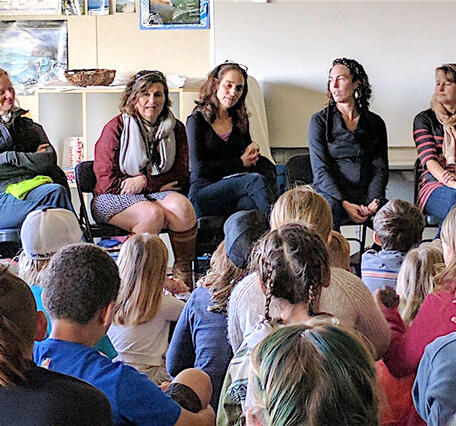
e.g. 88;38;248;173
413;109;445;210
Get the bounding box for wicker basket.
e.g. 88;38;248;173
64;69;116;87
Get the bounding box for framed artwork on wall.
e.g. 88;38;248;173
139;0;208;30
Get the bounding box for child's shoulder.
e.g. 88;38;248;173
361;249;404;266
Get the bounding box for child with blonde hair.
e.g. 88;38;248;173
228;185;390;360
327;230;351;270
375;245;443;425
396;245;444;327
108;233;184;384
378;206;456;425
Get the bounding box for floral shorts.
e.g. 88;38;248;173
91;191;171;224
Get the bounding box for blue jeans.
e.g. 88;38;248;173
424;185;456;223
0;183;74;229
189;173;274;218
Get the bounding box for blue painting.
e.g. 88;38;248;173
139;0;208;30
0;20;67;94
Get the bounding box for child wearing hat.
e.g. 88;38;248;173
18;207;116;358
0;265;112;425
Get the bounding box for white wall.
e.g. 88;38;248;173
214;1;456;149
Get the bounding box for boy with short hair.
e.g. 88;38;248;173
34;243;214;426
361;199;425;293
0;265;113;425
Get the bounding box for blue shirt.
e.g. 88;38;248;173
31;285;117;359
34;339;181;426
166;287;233;411
361;249;405;293
413;332;456;426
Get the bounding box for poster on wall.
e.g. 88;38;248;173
87;0;109;15
116;0;134;13
0;20;67;94
139;0;209;30
0;0;60;14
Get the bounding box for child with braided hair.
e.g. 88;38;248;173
216;222;335;426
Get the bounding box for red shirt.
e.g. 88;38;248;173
93;114;189;195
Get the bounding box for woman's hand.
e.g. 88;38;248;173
36;144;50;153
120;175;146;195
342;200;369;223
159;181;181;191
241;142;260;167
367;199;379;215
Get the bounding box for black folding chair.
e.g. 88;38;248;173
74;161;129;243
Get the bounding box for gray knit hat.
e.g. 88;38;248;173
224;210;269;268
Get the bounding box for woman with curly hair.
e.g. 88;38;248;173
92;70;196;284
309;58;389;230
186;62;276;219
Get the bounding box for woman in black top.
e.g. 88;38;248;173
186;62;276;218
308;58;388;230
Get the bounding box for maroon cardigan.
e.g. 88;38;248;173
93;114;189;195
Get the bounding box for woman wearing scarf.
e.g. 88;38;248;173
414;64;456;225
93;70;196;284
0;69;73;229
308;58;389;231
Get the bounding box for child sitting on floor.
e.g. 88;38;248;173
34;243;215;426
246;323;380;426
217;222;333;425
361;199;425;293
108;234;185;384
375;244;443;426
0;265;112;425
17;207;117;359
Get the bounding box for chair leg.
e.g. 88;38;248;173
360;223;367;255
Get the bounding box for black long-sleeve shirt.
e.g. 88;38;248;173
308;105;389;205
186;110;252;193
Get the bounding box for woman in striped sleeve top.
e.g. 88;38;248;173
414;64;456;226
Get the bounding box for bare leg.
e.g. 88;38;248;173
108;201;165;234
156;193;197;287
167;368;212;410
155;192;197;231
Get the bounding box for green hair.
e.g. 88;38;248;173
250;323;380;426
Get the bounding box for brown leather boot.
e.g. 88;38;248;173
169;224;197;289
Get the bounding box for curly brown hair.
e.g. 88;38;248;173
250;222;330;322
327;58;372;110
120;70;171;119
195;62;249;133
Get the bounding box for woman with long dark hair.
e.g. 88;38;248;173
309;58;389;230
186;62;276;218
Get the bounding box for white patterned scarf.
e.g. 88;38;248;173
119;111;176;176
